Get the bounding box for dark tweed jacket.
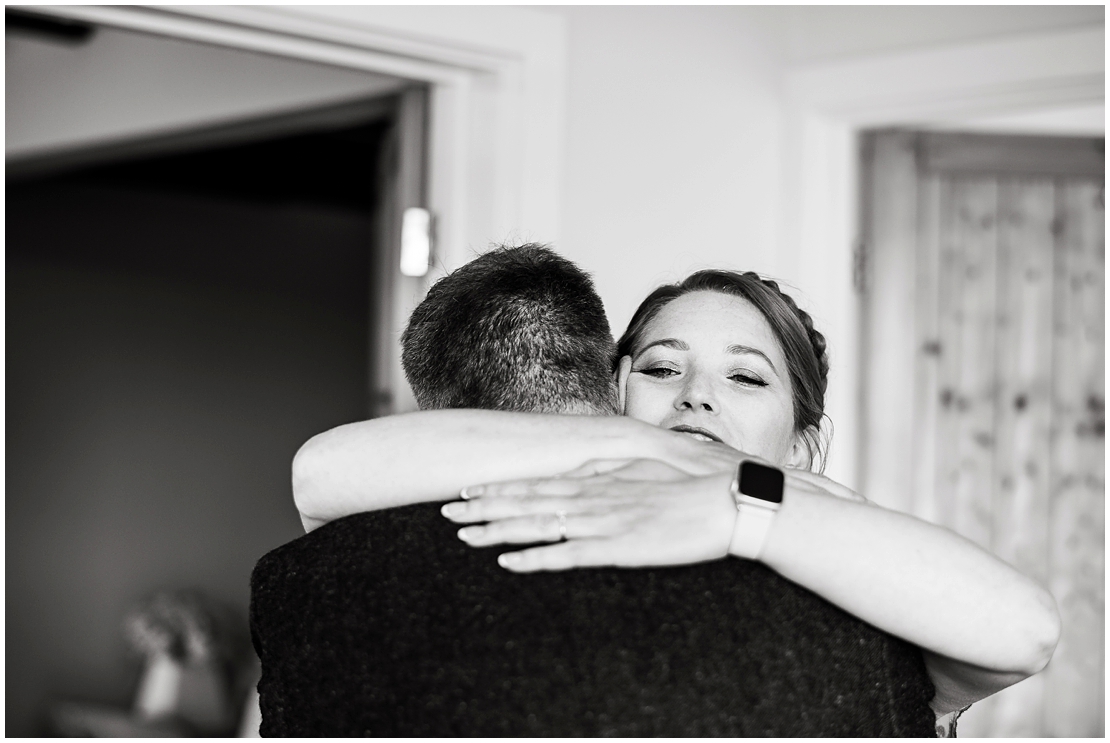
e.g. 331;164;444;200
251;504;936;737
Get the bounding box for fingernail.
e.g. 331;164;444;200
498;553;522;567
458;526;484;541
460;485;485;500
441;502;466;517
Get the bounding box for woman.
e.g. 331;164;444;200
293;269;1060;728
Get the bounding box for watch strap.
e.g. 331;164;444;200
728;461;782;560
729;499;777;560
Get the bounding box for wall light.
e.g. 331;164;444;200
400;207;432;277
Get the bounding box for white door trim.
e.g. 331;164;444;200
24;4;567;416
24;5;569;276
782;24;1104;495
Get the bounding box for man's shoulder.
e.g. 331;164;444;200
253;505;446;580
250;504;472;642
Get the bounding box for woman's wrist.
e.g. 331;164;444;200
645;428;744;477
613;415;663;459
604;415;691;468
724;462;783;561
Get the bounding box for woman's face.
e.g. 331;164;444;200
618;290;807;467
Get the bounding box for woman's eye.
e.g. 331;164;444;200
638;366;678;378
730;373;767;387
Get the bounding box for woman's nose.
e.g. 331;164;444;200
674;372;717;413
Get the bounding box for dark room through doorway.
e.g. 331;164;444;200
6;93;423;735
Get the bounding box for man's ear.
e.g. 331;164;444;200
616;355;632;414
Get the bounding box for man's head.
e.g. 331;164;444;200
401;244;617;415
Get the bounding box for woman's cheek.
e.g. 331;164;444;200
623;383;664;425
762;418;799;466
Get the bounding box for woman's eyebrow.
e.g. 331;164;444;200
636;338;688;355
726;344;778;374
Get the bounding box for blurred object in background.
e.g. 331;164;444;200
51;589;255;736
6;7;95;46
125;590;247;732
859;130;1104;736
238;684;263;737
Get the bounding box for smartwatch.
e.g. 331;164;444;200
728;460;785;560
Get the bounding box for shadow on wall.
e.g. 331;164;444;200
6;125;384;734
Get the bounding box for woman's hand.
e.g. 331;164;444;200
783;468;874;506
442;459;873;571
648;437;746;477
441;459;737;571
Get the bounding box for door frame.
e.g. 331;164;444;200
24;4;568;270
23;5;569;413
781;24;1104;494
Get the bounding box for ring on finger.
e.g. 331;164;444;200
555;510;568;541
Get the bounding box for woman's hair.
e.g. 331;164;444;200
616;270;830;471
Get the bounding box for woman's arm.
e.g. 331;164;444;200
759;475;1060;713
292;410;735;531
442;462;1061;712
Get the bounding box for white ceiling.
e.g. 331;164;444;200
780;5;1104;66
538;5;1105;67
6;22;410;160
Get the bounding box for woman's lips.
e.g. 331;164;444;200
669;425;723;443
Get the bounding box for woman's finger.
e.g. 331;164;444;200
456;512;611;547
462;477;585;499
495;539;614;572
607;458;691;482
557;458;635;478
441;494;614;523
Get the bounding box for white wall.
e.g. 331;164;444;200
539;4;1104;333
543;6;788;335
6;23;407;159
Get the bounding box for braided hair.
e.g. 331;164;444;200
616;270;831;471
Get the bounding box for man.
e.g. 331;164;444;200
250;245;936;736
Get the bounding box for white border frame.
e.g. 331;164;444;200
783;25;1104;494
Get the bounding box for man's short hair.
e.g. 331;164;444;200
401;244;617;415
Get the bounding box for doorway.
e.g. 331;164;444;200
858;130;1104;736
6;90;426;735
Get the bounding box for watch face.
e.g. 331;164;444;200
739;461;785;504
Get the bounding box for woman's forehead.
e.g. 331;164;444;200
645;291;778;345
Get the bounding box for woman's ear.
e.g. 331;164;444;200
785;427;818;470
616;355;632;414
